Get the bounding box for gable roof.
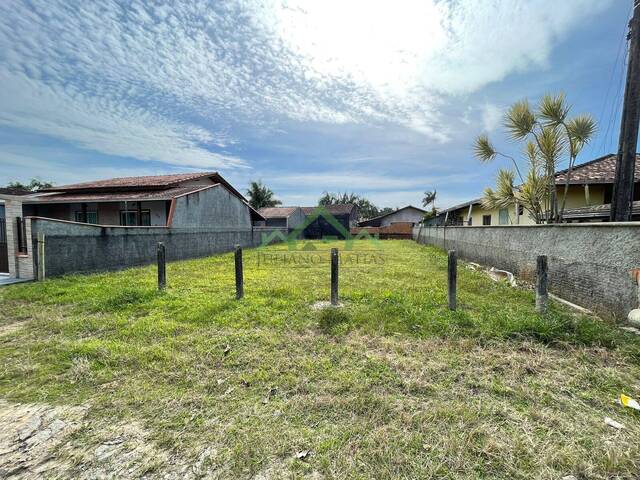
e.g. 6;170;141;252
40;171;249;205
0;187;34;196
302;204;357;216
22;185;215;203
359;205;426;225
258;206;300;218
42;172;218;192
555;153;640;184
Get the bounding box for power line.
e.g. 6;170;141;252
596;4;633;155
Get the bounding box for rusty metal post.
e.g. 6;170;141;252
157;242;166;290
536;255;548;313
448;250;457;311
331;248;339;305
235;244;244;299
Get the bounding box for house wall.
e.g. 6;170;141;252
413;223;640;321
380;208;424;227
24;201;168;226
170;185;251;229
265;218;287;228
449;185;609;226
287;208;306;230
29;218;285;277
3;199;35;279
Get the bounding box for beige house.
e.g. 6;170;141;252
432;154;640;226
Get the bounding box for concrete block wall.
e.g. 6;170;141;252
30;218;285;277
413;223;640;321
4;199;35;280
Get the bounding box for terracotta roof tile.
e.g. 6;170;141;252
23;185;217;203
555;154;640;184
44;172;218;191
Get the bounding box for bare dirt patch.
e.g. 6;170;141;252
0;401;218;479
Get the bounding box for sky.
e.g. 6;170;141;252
0;0;634;209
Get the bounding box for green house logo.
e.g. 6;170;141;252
259;206;380;250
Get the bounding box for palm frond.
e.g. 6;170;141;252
538;92;569;126
536;126;564;170
566;114;596;155
473;134;497;162
504;100;536;140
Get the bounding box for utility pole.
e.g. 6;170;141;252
611;0;640;221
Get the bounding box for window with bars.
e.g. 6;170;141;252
74;211;98;224
120;210;151;226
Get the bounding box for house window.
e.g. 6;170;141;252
74;211;98;224
467;217;472;226
499;208;509;225
120;210;151;226
482;214;492;226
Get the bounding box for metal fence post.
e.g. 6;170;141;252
331;248;339;305
536;255;548;313
235;244;244;299
448;250;457;311
157;242;166;290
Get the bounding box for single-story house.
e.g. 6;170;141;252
430;153;640;226
257;206;306;232
19;172;263;227
301;204;358;239
0;172;266;281
358;205;426;227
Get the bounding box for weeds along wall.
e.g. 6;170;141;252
413;223;640;321
30;217;286;277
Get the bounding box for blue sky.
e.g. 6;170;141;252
0;0;633;208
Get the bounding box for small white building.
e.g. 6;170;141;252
358;205;426;228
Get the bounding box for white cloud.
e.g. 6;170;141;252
481;103;503;132
0;0;612;166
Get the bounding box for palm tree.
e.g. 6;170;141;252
474;93;595;223
246;181;282;209
422;190;437;210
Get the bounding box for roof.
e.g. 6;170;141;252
562;201;640;219
302;204;357;216
42;172;218;192
437;198;483;215
258;206;299;218
555;153;640;184
436;153;640;216
22;185;212;203
358;205;426;226
0;187;34;196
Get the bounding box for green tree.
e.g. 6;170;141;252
246;181;282;209
7;178;53;191
474;93;595;223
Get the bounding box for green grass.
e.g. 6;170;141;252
1;240;640;478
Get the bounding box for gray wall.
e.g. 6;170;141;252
413;223;640;321
287;208;306;230
30;218;285;277
381;207;424;227
171;185;251;228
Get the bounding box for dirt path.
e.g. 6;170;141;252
0;401;217;479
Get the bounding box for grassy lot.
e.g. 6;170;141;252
1;239;640;478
